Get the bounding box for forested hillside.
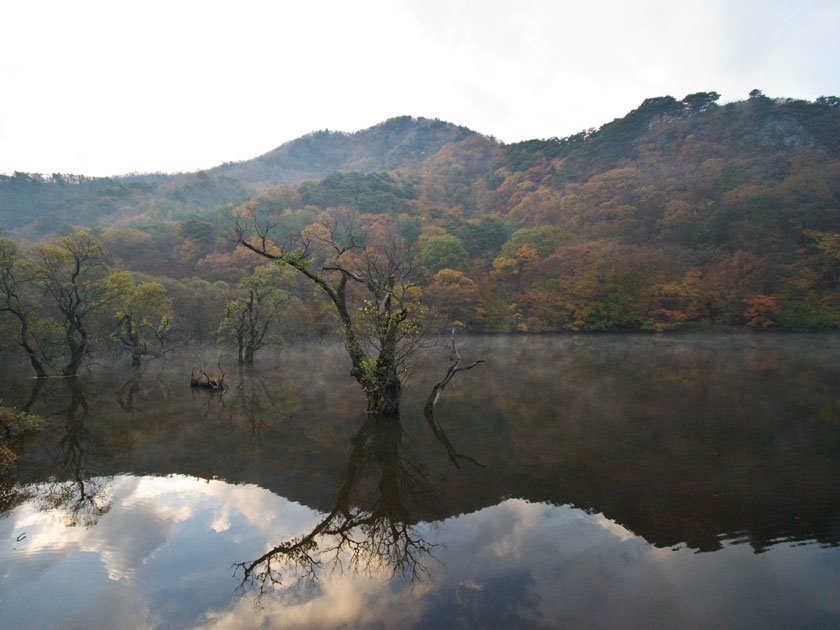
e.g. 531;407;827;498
2;90;840;365
0;116;475;239
209;115;477;187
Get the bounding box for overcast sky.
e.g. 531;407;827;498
1;0;839;176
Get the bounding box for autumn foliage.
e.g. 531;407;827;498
2;92;840;346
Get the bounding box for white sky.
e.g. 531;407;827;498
1;0;839;176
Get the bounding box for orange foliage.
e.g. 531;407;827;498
425;268;480;329
743;294;780;329
195;245;261;282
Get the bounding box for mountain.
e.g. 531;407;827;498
209;116;478;188
0;116;478;238
3;92;840;331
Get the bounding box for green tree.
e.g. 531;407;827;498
500;225;564;259
398;213;422;245
32;230;110;376
420;234;469;273
0;238;49;377
816;96;840;109
106;271;174;366
218;264;289;365
453;216;510;256
681;91;721;114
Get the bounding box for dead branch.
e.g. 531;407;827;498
423;330;485;469
190;367;227;391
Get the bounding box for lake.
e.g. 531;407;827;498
1;334;840;628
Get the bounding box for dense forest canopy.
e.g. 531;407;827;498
2;91;840;370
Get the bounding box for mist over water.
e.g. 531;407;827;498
2;334;840;627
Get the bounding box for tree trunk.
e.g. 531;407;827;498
125;315;142;367
365;372;402;415
62;325;87;377
63;349;84;377
363;316;405;416
16;314;48;379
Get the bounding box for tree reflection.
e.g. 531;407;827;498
34;380;112;527
231;367;288;439
188;367;291;438
237;335;485;599
1;379;45;513
113;367;143;413
237;414;437;597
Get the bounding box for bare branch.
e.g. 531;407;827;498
423;330;485;469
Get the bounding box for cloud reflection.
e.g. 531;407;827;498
1;474;320;629
208;498;840;629
2;477;840;629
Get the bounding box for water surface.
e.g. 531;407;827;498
1;334;840;628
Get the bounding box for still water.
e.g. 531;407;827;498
1;334;840;628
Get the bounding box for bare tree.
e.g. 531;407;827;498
423;331;486;469
236;207;423;415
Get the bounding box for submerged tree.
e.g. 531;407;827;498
106;272;174;366
0;237;49;378
32;230;110;377
236;207;424;415
237;338;484;597
423;331;485;468
217;264;289;365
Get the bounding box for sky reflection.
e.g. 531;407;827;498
2;474;839;629
3;335;840;627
